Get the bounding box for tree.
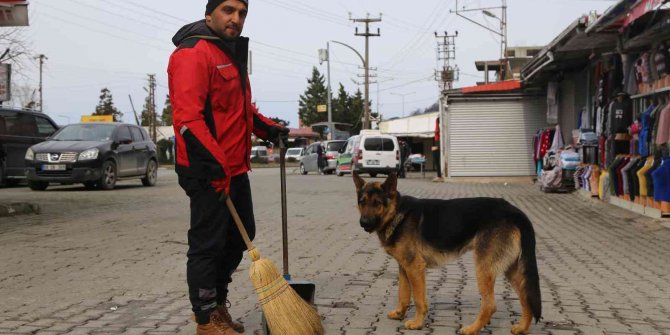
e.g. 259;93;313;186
270;116;290;127
298;67;328;126
140;95;152;126
93;88;123;122
161;95;173;126
347;89;366;134
0;28;33;81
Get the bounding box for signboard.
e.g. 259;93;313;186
81;115;114;123
0;64;10;102
316;104;327;113
0;1;29;26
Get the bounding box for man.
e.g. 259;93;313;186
398;139;409;178
316;142;325;175
168;1;289;334
432;117;443;182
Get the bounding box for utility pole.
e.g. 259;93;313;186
350;13;382;130
435;31;459;93
435;31;459;180
452;0;508;80
35;54;47;113
390;91;416;118
146;74;157;143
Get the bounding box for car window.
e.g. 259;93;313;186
130;127;144;142
327;141;346;152
117;126;132;142
363;137;395;151
5;113;38;137
53;124;116;141
35;116;57;137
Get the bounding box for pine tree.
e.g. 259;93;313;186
298;67;328;126
161;95;173;126
140;95;152;127
269;116;290;127
347;89;366;134
93;88;123;122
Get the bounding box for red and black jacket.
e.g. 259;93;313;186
168;20;277;180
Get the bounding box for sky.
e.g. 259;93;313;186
8;0;617;127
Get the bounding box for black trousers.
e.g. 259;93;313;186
432;149;442;178
178;174;256;324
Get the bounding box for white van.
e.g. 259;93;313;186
352;132;400;177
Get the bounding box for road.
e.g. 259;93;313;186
1;168;669;334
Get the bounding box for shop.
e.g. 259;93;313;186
445;82;547;177
378;112;439;170
522;0;670;217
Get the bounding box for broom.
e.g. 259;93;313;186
222;196;324;335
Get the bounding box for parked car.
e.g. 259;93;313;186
299;140;347;175
285;147;304;162
0;109;59;186
24;122;158;191
335;136;360;177
250;146;270;163
337;131;400;178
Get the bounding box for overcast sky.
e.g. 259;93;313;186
12;0;615;127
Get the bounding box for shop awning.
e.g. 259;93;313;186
460;80;522;94
624;0;667;28
521;15;619;84
584;0;638;34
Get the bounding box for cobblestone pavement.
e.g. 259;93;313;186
1;169;669;335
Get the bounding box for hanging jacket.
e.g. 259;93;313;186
168;20;277;179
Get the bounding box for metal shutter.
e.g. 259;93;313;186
448;97;546;177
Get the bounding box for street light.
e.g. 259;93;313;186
329;40;370;129
390;91;416;118
482;9;498;19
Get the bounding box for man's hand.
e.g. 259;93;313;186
268;125;290;146
211;176;231;199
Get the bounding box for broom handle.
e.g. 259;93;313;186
279;139;290;279
225;197;255;251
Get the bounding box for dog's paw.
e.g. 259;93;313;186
458;325;481;335
387;309;406;320
404;319;424;330
510;324;529;334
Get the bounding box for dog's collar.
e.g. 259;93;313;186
384;212;405;241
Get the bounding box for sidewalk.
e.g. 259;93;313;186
1;170;669;334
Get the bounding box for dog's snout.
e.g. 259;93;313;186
360;217;376;232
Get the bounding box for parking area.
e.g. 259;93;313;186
1;168;670;335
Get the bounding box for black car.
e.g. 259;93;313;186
24;122;158;191
0;109;59;186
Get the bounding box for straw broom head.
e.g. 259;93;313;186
224;197;323;335
247;248;324;335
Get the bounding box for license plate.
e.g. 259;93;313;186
42;164;66;171
366;160;380;166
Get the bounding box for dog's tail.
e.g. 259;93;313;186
515;212;542;323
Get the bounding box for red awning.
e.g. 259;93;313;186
623;0;665;28
460;80;522;94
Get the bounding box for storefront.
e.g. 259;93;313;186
522;0;670;217
378;112;439;170
445;84;547;177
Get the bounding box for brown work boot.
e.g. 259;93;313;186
217;303;245;333
195;310;241;335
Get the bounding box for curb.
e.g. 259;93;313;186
0;203;41;217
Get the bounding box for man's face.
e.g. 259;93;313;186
206;0;248;40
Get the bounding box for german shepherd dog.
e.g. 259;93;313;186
353;172;541;335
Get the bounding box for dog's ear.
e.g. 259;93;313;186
353;171;366;191
382;172;398;194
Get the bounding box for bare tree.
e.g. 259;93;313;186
0;27;34;81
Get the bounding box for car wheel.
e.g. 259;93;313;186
336;164;344;177
28;180;48;191
300;163;308;175
99;160;117;190
83;181;97;190
141;159;158;186
369;173;378;178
